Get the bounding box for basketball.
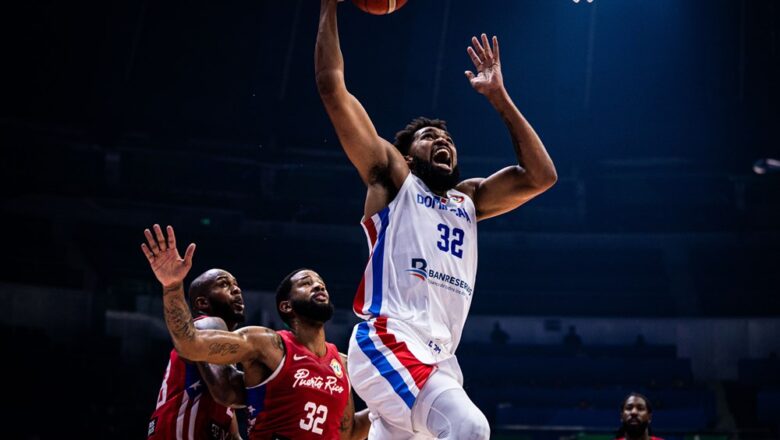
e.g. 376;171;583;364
351;0;408;15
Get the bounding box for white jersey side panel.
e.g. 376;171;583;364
353;173;478;353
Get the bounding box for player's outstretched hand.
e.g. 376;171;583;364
141;224;196;289
465;33;504;96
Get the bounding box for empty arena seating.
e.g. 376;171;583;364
457;342;714;435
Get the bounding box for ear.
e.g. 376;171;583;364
279;300;292;315
194;296;210;312
404;155;414;166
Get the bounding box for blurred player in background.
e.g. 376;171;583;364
616;393;664;440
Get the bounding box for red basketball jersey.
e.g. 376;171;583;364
246;330;350;440
148;316;234;440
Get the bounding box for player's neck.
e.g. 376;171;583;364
626;432;650;440
291;321;328;357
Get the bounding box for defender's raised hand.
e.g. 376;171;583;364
465;33;504;96
141;224;196;289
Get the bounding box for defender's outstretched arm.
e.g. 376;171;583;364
141;225;284;367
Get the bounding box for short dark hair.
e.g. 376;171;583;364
393;116;448;155
621;392;652;413
275;268;312;327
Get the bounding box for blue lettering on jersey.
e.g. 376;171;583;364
415;194;472;224
453;207;471;223
427;269;474;296
416;194;448;210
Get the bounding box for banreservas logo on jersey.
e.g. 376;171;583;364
406;258;429;280
405;258;473;297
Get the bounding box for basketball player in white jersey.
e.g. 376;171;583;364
315;0;557;438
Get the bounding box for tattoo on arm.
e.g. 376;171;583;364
163;291;196;341
208;343;240;357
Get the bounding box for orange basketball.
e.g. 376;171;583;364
351;0;408;15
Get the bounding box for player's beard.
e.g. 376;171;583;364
210;299;246;325
621;420;649;439
291;297;335;324
409;156;461;193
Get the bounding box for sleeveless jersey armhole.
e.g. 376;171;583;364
245;354;286;390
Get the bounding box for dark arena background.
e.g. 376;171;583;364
2;0;779;439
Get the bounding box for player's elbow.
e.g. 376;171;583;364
173;341;204;363
538;167;558;190
529;164;557;193
315;69;345;99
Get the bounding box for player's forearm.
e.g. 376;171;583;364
488;88;557;188
225;366;247;407
197;363;247;408
315;0;345;96
162;284;224;362
162;283;200;358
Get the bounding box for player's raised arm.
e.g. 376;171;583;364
457;34;557;221
141;224;284;367
315;0;407;192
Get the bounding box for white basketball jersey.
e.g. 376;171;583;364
353;173;478;354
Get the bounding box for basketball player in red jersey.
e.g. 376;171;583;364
616;393;664;440
147;265;246;440
315;0;556;438
141;224;370;440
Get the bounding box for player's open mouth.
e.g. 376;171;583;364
432;147;452;171
313;292;329;302
233;301;245;312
